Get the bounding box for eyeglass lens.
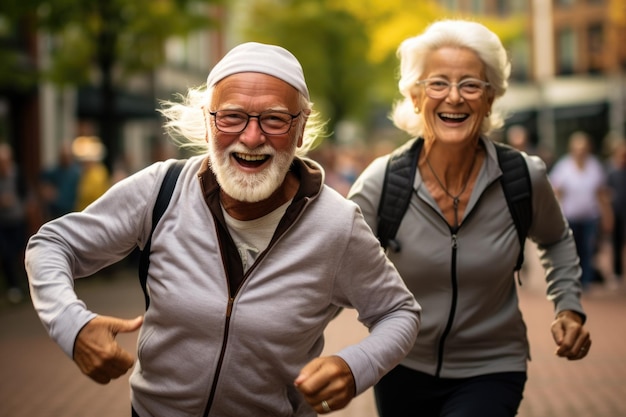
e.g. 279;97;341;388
212;110;297;135
422;79;487;99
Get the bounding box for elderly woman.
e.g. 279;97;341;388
348;20;590;417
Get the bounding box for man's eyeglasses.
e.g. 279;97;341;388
416;78;490;100
209;110;301;135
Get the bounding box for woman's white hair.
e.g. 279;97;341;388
158;85;325;158
392;19;511;138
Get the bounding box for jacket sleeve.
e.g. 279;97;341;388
25;161;167;357
525;155;586;321
330;203;421;395
346;155;389;233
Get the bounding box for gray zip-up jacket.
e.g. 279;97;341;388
26;155;421;417
348;137;584;378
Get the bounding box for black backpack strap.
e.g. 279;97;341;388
377;138;423;252
375;138;531;271
494;143;532;272
138;159;186;309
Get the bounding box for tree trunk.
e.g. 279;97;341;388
96;0;119;172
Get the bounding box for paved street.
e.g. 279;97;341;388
1;242;625;417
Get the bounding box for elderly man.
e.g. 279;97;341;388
26;42;420;417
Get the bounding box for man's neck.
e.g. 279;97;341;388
220;171;299;221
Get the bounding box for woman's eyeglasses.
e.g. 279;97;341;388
416;78;490;100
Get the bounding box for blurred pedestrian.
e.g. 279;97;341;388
309;143;363;197
25;42;420;416
39;141;81;220
606;136;626;284
349;19;590;417
505;124;556;170
549;131;613;289
0;143;28;303
72;136;110;211
505;124;535;154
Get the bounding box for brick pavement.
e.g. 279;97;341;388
326;240;626;417
1;245;625;417
0;271;144;417
324;282;626;417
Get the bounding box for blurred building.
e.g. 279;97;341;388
3;1;625;186
40;5;229;174
0;14;40;189
0;4;230;190
441;0;626;158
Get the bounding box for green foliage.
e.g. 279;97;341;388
0;48;38;90
239;0;375;138
0;0;223;87
0;7;39;90
235;0;525;142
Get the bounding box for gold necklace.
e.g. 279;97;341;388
425;153;477;228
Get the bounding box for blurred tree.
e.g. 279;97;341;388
236;0;524;144
1;0;223;169
610;0;626;26
332;0;524;63
0;1;40;91
238;0;373;144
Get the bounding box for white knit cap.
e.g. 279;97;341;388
206;42;309;100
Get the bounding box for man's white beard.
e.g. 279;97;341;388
208;139;296;203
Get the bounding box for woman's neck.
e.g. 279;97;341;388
419;138;484;228
422;138;482;190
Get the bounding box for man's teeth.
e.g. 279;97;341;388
236;153;266;161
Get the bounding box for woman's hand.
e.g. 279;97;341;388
551;310;591;360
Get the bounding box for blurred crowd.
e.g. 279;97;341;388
1;128;625;305
501;126;626;292
1;136;118;305
313;127;626;295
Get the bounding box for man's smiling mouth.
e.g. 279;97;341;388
233;152;270;167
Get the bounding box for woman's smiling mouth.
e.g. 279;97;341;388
439;112;469;123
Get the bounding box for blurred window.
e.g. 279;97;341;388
555;0;575;7
470;0;485;14
496;0;509;15
510;38;530;81
587;23;604;74
511;0;528;12
442;0;459;12
557;27;576;75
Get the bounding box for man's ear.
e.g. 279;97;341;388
297;112;310;147
201;106;210;143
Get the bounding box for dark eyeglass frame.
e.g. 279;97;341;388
208;109;301;135
416;77;491;100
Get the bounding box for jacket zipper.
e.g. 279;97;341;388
202;296;235;417
435;232;459;377
431;175;503;377
200;198;310;416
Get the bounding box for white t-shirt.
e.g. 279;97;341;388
222;200;292;271
549;155;606;220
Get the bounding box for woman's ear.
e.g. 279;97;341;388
411;94;422;114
